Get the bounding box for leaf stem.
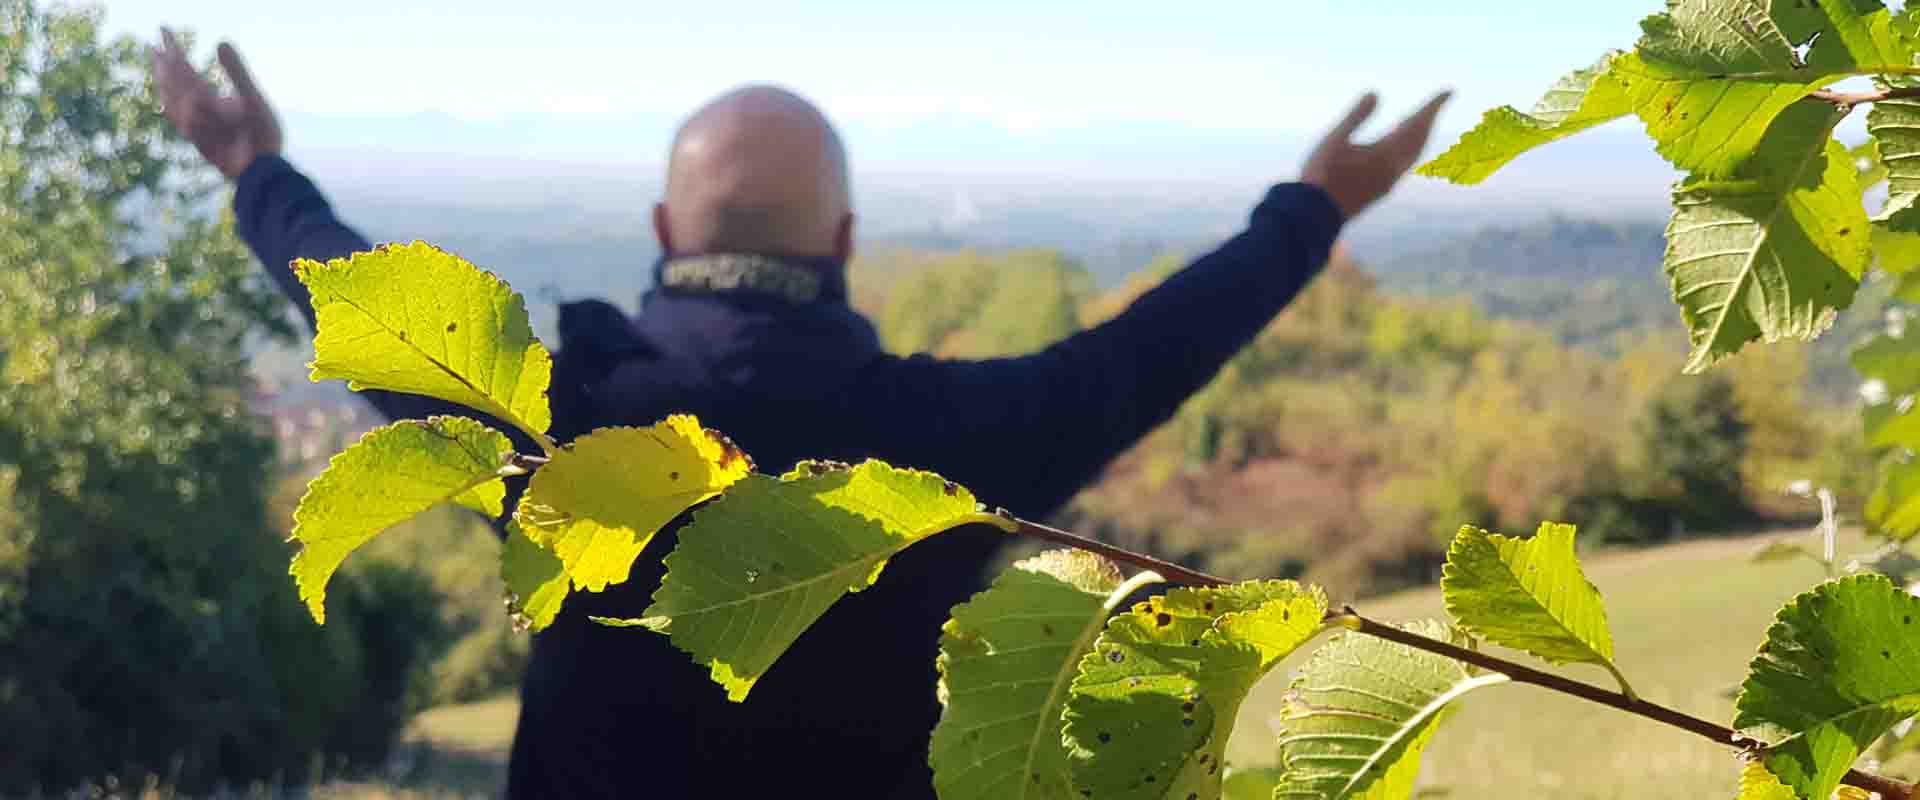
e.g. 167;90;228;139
1329;608;1913;800
509;452;551;471
1809;85;1920;109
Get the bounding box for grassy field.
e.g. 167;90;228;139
310;699;516;799
335;527;1887;799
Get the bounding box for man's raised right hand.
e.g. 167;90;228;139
1301;91;1451;222
149;30;282;180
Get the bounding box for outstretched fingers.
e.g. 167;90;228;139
216;42;267;109
151;28;209;131
1377;91;1453;159
1326;92;1380;144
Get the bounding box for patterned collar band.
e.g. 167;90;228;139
655;253;846;305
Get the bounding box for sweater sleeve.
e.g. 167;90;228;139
859;182;1346;517
232;155;373;329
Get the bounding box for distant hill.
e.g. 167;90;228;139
1376;215;1668;283
1366;213;1888;398
1368;215;1675;351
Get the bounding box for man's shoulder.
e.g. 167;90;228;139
556;300;653;360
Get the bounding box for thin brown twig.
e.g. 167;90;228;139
1810;84;1920;109
1004;516;1231;588
1330;608;1912;800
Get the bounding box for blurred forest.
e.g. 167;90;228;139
847;247;1876;601
0;0;1889;794
0;3;488;793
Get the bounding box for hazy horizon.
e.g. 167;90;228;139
102;0;1692;218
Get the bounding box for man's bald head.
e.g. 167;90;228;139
655;85;854;262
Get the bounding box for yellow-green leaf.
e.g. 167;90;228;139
503;520;570;632
930;550;1164;800
1417;52;1632;185
1734;575;1920;800
515;415;751;593
1735;759;1796;800
1061;581;1327;800
608;460;1003;701
295;241;555;444
291;416;512;623
1441;522;1632;694
1274;620;1507;800
1793;1;1920;73
1734;757;1876;799
1870;93;1920;232
1663;101;1867;373
1622;1;1826;179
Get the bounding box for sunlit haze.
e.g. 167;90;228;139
102;0;1682;199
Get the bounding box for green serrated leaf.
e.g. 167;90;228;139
1623;1;1826;179
290;416;512;624
1735;574;1920;800
1664;100;1867;373
1790;0;1919;71
1441;522;1632;694
1636;0;1798;73
295;241;555;444
502;520;570;632
611;460;1002;701
930;550;1165;800
1417;52;1632;185
1274;620;1507;800
1772;0;1875;41
1061;581;1327;800
1870;94;1920;232
515;415;752;593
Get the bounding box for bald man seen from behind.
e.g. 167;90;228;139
152;33;1449;799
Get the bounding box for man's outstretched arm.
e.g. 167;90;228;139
867;92;1451;517
150;33;488;428
151;31;360;328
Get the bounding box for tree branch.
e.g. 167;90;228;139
1810;84;1920;109
1330;608;1913;800
996;514;1912;799
1004;515;1231;588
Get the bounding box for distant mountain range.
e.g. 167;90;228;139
1376;215;1669;283
1367;215;1676;351
281;108;1684;293
234;135;1719;400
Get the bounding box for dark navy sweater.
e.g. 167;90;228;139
233;155;1343;798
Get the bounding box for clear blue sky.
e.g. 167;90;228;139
100;1;1672;179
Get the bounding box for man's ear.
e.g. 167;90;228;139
834;213;855;263
653;203;675;255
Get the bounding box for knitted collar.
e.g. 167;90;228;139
653;252;848;305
